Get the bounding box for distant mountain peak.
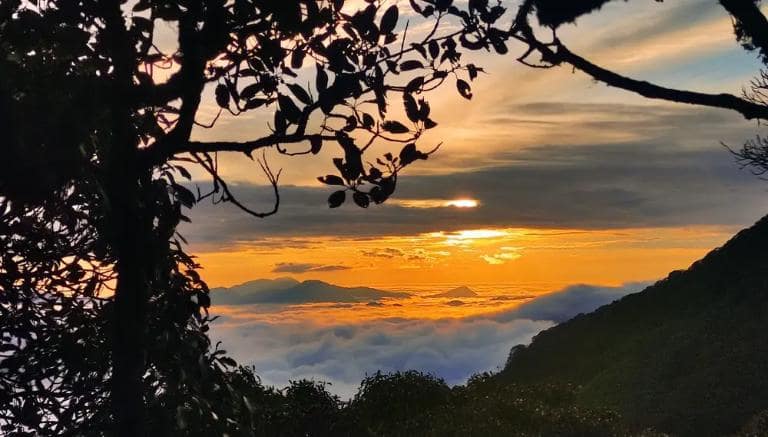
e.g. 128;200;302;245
211;278;409;305
431;285;478;298
221;277;298;291
301;279;329;286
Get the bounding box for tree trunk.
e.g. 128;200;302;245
110;174;151;437
101;4;151;432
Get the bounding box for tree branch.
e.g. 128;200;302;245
192;151;282;218
720;0;768;61
185;134;337;155
141;133;336;166
510;7;768;121
554;42;768;120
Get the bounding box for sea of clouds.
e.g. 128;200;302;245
210;282;645;398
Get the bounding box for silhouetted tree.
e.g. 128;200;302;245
344;370;452;435
4;1;767;435
505;0;768;171
0;0;508;435
505;0;767;119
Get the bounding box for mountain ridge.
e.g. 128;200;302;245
211;278;410;305
430;285;479;298
499;215;768;436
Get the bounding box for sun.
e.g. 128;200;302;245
444;199;479;208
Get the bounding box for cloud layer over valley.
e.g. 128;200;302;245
210;280;644;397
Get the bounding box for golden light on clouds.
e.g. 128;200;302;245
193;225;738;297
394;198;480;209
430;229;513;246
482;247;523;265
448;229;507;239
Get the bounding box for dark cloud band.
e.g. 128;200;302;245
183;104;767;247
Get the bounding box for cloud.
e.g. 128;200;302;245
272;262;350;273
360;248;405;258
481;247;523;265
183;104;767;248
490;282;646;324
589;1;723;50
210;281;645;398
212;316;553;398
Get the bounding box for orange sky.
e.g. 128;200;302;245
195;223;738;290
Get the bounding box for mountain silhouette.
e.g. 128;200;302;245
211;278;410;305
430;285;479;298
499;215;768;436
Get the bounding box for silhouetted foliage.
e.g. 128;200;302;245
215;370;633;437
344;371;452;435
0;0;511;434
720;0;768;62
5;0;768;435
533;0;618;28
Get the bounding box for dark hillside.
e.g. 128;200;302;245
500;215;768;436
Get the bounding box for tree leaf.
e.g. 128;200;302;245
411;43;428;60
328;190;346;208
353;192;370;208
316;65;328;93
133;0;151;11
318;175;346;186
409;0;423;15
278;94;302;123
382;120;410;134
428;40;440;59
405;76;425;94
291;47;306;69
403;93;420;122
310;135;323;154
399;143;418;165
362;113;375;129
219;357;237;368
174;184;196;208
456;79;472;99
370;186;387;204
287;83;312;105
400;60;424;71
244;98;269;110
368;167;382;179
240;83;261;100
215;84;230;108
380;5;399;35
467;63;479;80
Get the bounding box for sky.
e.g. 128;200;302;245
176;0;768;395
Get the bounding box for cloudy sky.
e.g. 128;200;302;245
178;1;768;395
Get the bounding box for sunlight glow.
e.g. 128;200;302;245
394;198;480;209
427;229;514;246
444;199;479;208
194;226;732;292
450;229;509;240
